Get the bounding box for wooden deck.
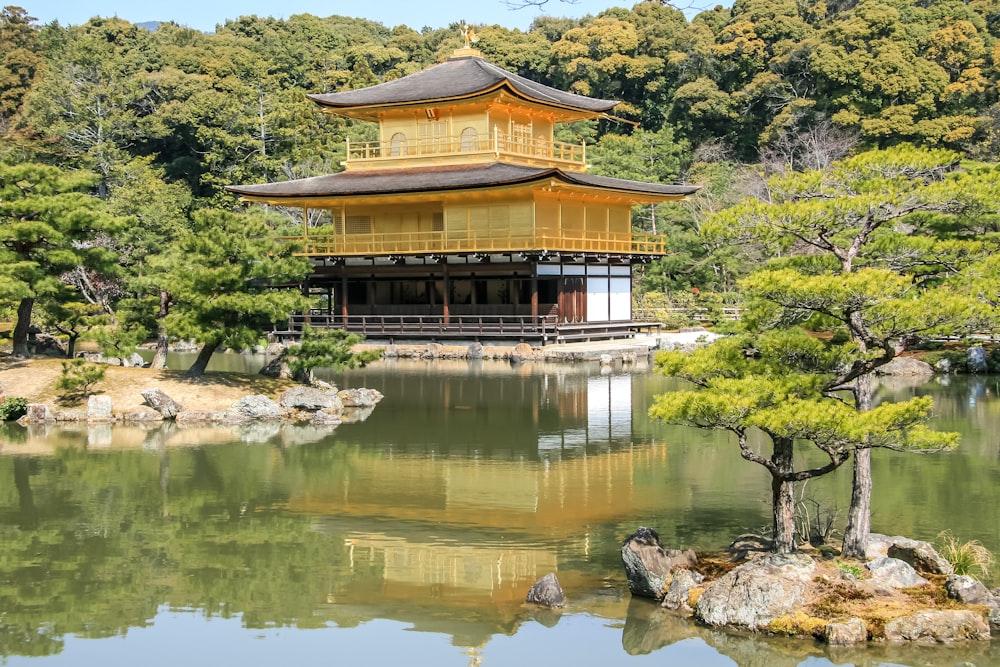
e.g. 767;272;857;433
273;314;661;345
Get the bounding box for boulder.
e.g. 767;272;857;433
227;395;283;420
19;403;54;424
337;388;383;408
279;386;343;413
884;610;990;643
866;557;929;589
661;569;704;612
141;388;182;419
34;333;67;357
935;357;953;374
525;573;565;608
510;342;536;363
866;534;952;574
422;343;443;360
694;553;816;630
621;527;698;599
311;409;343;425
727;533;773;559
887;537;953;575
466;342;484;360
825;617;869;646
967;346;988;374
86;395;113;421
876;356;934;376
599;354;614;367
945;575;995;606
258;353;293;379
123;352;146;368
53;409;86;422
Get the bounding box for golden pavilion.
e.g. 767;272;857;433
227;43;698;343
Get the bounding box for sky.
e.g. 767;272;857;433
19;0;652;33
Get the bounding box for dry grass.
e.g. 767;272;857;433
0;356;298;412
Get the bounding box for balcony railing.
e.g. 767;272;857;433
346;127;585;167
291;230;666;257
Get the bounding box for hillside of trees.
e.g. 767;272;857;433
1;0;999;357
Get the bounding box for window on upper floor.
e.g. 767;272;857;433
389;132;408;157
459;127;479;152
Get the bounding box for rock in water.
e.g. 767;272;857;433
525;573;565;608
227;395;283;420
279;386;343;413
337;388;383;408
884;610;990;643
694;553;815;630
621;527;697;600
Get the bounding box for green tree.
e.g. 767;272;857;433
0;6;42;134
284;326;380;383
650;329;955;553
0;163;122;357
707;145;998;557
163;209;311;376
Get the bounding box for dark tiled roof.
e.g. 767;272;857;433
226;163;699;199
308;56;618;113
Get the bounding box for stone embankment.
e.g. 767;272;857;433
621;527;998;646
18;383;383;427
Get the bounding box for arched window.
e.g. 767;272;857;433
459;127;479;152
389;132;408;157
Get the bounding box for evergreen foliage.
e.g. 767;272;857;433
285;326;381;382
55;359;105;399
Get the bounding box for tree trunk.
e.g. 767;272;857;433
150;289;171;370
771;436;797;553
65;334;79;359
843;371;874;558
12;298;34;358
185;340;220;377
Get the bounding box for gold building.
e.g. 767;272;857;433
227;45;697;343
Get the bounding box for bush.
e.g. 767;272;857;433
937;530;993;579
0;397;28;421
285;327;381;383
55;359;106;400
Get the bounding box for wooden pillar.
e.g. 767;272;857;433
443;262;451;325
530;273;538;321
340;273;348;326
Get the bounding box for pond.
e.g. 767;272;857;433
0;358;998;666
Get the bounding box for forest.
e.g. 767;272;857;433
1;0;999;362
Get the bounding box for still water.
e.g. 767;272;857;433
0;358;998;666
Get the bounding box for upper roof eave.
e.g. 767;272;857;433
307;55;618;117
225;163;700;202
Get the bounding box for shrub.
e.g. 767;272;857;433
937;530;993;579
0;397;28;421
55;359;106;400
285;327;380;383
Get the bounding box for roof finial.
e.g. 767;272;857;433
452;23;483;59
460;23;479;49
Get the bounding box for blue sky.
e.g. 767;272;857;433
21;0;652;32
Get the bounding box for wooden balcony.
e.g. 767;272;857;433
273;313;662;345
293;230;666;258
346;128;585;170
